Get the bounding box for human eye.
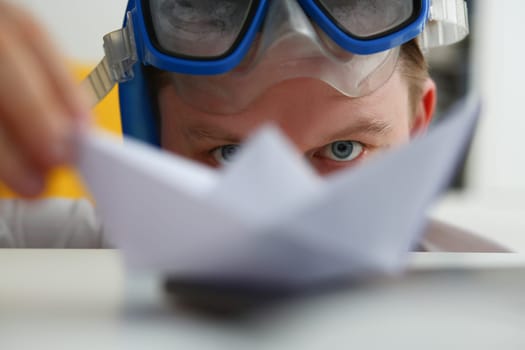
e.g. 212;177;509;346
211;144;241;165
319;140;364;162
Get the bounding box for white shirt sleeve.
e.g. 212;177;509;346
0;198;105;248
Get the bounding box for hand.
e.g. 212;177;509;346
0;1;90;196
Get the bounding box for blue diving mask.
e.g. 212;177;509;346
83;0;469;145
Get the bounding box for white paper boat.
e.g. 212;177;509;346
78;96;480;288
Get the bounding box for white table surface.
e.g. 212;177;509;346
1;250;524;350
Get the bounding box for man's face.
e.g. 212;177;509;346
159;71;432;176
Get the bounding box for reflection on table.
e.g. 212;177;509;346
1;250;524;350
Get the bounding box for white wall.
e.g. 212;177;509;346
468;0;525;191
432;0;525;252
16;0;128;62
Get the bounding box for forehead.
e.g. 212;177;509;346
158;70;412;149
162;70;410;124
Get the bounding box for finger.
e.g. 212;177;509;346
0;24;75;169
0;128;44;197
5;4;91;123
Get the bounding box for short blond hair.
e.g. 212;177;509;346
397;39;430;115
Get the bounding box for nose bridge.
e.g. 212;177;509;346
257;0;321;56
267;85;330;152
274;120;312;154
265;0;312;34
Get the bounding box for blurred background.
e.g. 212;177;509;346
15;0;525;251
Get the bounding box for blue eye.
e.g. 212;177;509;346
212;144;241;164
322;141;364;162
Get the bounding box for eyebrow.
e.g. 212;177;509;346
185;117;393;145
185;125;242;144
323;118;394;143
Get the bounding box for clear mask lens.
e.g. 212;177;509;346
148;0;255;58
317;0;416;38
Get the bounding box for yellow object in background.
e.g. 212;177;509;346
0;63;122;199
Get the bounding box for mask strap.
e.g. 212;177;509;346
419;0;469;50
81;12;137;106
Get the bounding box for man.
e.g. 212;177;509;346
0;0;507;250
